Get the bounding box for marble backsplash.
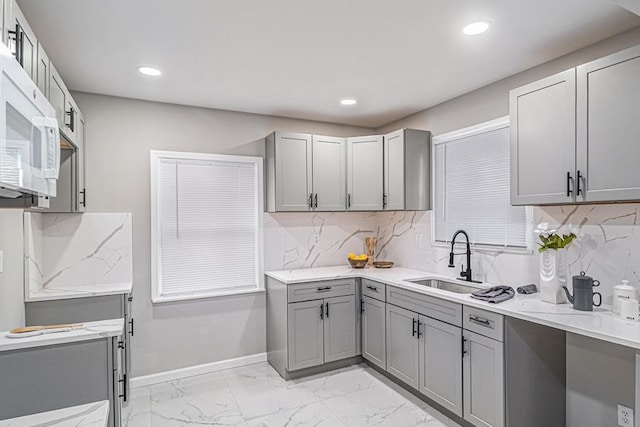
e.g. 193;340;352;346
25;212;133;298
265;203;640;307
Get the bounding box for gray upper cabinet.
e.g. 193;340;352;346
384;129;405;210
347;135;384;211
576;45;640;203
418;315;463;417
35;42;49;96
287;299;324;371
5;0;37;80
463;330;505;427
511;44;640;206
323;295;356;363
312;135;346;211
510;69;576;205
383;129;431;211
362;295;386;369
386;303;419;389
266;132;313;212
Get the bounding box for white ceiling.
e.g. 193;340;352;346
18;0;640;128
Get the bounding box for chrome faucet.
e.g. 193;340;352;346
448;230;481;283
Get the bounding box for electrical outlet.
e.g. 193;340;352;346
415;233;423;248
618;404;634;426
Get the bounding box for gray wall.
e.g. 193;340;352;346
0;210;24;331
73;92;372;376
377;25;640;135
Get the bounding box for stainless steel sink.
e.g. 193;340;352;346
405;279;481;294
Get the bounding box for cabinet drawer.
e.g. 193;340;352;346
362;279;386;302
387;285;461;327
463;306;504;342
287;279;356;303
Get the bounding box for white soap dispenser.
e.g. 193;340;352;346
614;280;637;314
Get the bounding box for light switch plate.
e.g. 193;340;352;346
618;404;634;426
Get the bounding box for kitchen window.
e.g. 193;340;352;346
150;151;264;302
433;117;531;250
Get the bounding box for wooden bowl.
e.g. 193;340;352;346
348;257;368;269
373;261;395;269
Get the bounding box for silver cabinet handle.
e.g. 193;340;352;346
469;315;492;328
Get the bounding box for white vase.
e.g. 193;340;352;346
539;248;569;304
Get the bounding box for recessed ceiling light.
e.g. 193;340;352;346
462;21;490;36
138;66;162;77
340;98;357;106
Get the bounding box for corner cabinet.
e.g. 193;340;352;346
510;44;640;205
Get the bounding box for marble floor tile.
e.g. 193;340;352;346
246;401;346;427
150;372;245;426
124;362;455;426
323;384;446;427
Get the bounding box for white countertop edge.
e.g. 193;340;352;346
25;282;133;302
0;400;109;426
265;266;640;350
0;319;124;353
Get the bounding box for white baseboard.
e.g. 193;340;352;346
130;352;267;388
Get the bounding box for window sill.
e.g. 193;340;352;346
152;287;265;304
432;241;533;255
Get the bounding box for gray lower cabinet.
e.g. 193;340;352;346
287;299;325;371
385;303;419;388
25;293;133;402
287;294;356;371
362;295;386;369
418;315;463;416
0;336;123;426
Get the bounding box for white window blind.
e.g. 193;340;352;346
151;151;263;302
433;117;529;249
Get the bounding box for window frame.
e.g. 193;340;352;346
150;150;265;303
431;116;533;253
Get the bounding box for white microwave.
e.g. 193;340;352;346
0;43;59;198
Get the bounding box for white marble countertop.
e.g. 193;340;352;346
26;281;133;302
0;319;124;353
0;401;109;426
266;265;640;350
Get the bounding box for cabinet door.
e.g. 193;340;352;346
36;43;49;96
463;331;504;427
576;45;640;202
347;135;383;211
418;315;463;416
287;300;324;371
6;2;37;80
362;295;386;369
324;295;356;363
509;69;576;205
275;132;312;211
312;135;346;211
386;304;419;389
384;129;405;210
49;63;68;137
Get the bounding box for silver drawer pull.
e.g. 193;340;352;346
317;286;332;291
366;286;378;292
469;315;492;328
